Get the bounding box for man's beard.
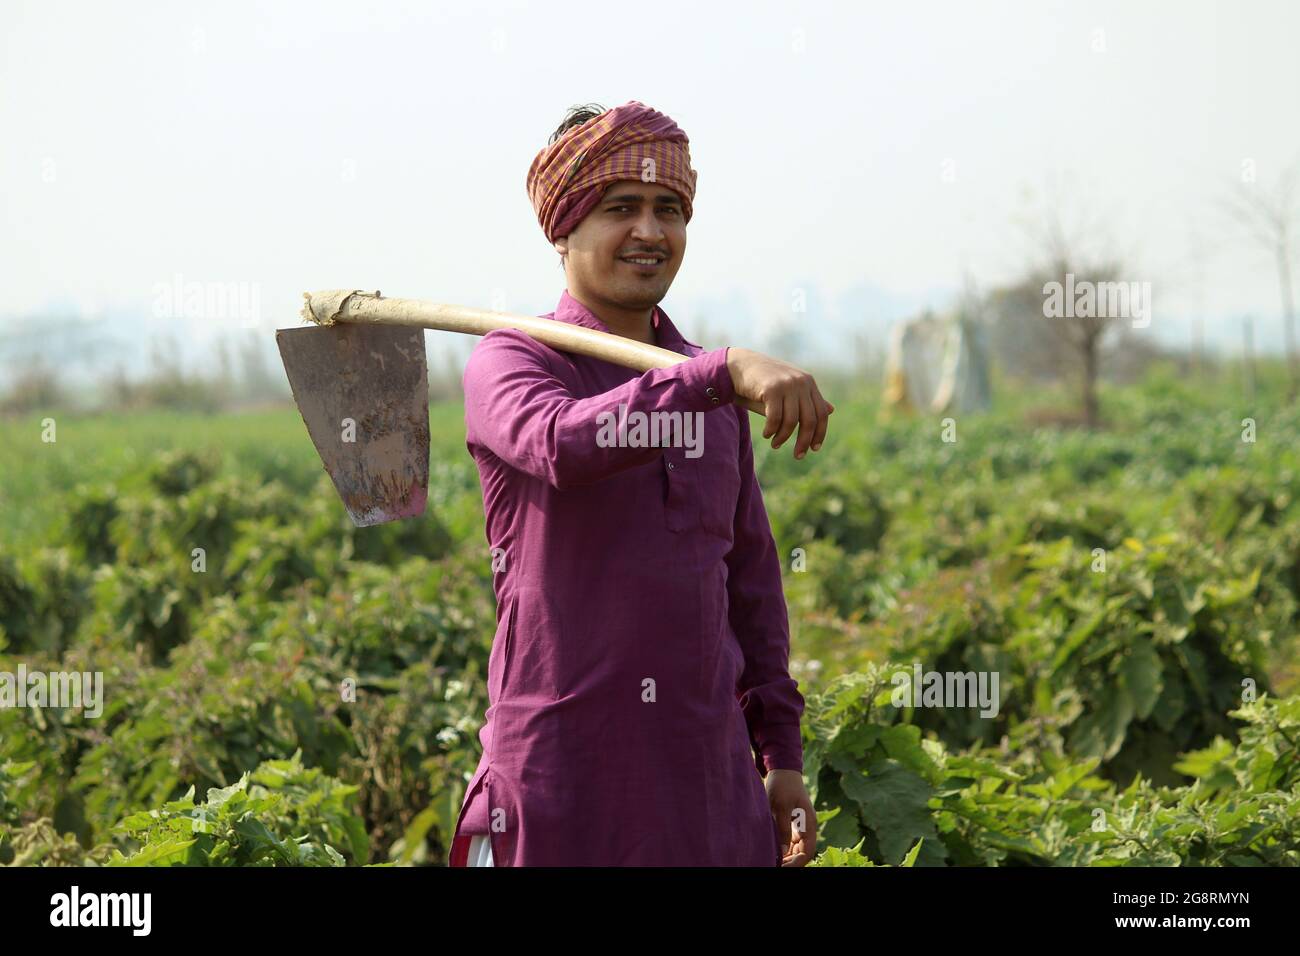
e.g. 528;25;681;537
610;278;667;309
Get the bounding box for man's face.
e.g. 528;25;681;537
554;180;686;312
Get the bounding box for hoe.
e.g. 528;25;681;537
276;289;765;527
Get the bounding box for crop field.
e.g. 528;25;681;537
1;364;1298;866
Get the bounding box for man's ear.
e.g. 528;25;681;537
552;236;569;257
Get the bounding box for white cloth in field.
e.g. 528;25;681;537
884;312;991;414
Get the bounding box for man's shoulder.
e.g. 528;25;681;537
463;323;561;390
470;321;560;361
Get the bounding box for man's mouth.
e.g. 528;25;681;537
619;254;666;271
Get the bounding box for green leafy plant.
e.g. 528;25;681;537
107;752;367;866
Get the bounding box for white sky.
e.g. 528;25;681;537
3;0;1299;363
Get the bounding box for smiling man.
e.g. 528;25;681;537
556;180;685;346
447;100;833;867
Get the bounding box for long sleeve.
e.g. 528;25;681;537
462;328;737;490
726;408;805;776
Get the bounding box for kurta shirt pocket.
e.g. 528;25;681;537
661;453;691;532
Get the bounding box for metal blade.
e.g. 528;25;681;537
276;323;429;527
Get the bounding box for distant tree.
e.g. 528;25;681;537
986;262;1128;427
987;187;1135;427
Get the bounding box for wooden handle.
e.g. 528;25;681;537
301;289;767;417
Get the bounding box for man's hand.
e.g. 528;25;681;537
764;768;817;867
726;347;834;460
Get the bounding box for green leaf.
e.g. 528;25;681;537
817;803;864;848
1050;606;1109;675
1150;672;1187;732
1122;641;1164;720
1069;684;1135;762
843;758;944;866
205;775;249;809
1172;737;1234;780
877;724;938;781
811;839;877;867
344;814;369;864
111;838;197;867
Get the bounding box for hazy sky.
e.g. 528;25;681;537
3;0;1299;364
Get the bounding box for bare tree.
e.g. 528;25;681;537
1041;233;1126;428
1224;161;1300;399
989;190;1132;427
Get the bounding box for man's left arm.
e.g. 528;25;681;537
725;406;818;865
725;405;805;777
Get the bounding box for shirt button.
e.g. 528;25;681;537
705;386;717;397
710;396;720;404
667;461;675;471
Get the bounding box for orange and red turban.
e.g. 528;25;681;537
526;100;698;243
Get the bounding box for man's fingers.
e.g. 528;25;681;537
762;394;780;439
791;390;815;458
772;391;799;449
810;388;831;452
789;804;816;866
784;836;811;867
775;391;799;449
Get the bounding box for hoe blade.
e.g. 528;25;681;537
275;323;429;527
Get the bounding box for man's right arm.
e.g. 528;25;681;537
461;329;736;490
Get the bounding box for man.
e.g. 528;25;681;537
447;101;833;867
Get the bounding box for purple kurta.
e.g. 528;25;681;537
447;289;804;867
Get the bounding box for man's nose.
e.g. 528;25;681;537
630;209;666;243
